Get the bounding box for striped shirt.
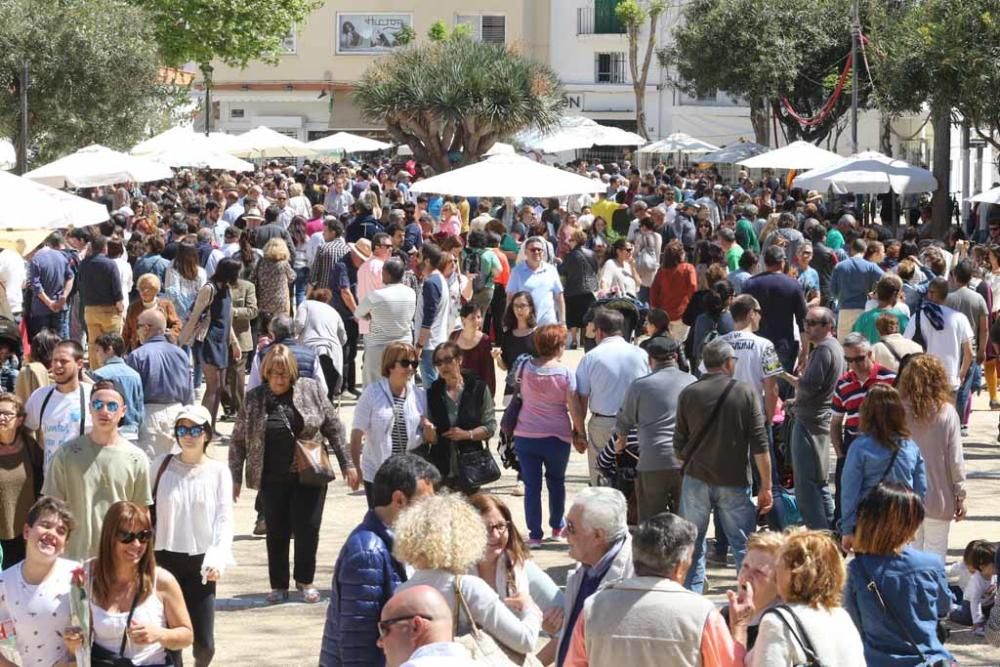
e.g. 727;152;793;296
390;394;407;455
831;364;897;437
354;283;417;346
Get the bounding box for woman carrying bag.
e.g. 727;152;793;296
423;342;498;493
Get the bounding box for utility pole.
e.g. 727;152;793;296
202;63;213;137
17;60;28;175
850;0;859;155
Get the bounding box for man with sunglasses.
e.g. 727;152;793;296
376;585;466;667
506;236;564;326
42;379;152;560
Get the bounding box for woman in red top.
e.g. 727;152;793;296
450;302;496;397
649;239;698;341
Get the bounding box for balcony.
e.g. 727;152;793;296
577;0;626;35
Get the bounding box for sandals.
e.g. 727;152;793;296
266;589;289;604
296;582;321;604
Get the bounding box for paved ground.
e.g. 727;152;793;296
199;349;1000;666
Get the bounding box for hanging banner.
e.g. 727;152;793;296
336;13;413;54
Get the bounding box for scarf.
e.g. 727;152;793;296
921;300;944;331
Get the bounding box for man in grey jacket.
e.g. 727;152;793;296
616;336;696;521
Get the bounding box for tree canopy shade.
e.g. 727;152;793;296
355;38;565;172
0;0;185;166
664;0;869;146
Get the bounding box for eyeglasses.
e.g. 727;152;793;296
433;355;457;367
622;247;634;253
803;319;827;327
377;615;432;638
527;247;545;254
513;303;531;310
396;359;418;369
176;425;206;438
844;355;868;364
485;521;510;535
0;410;18;421
91;399;120;413
117;529;152;545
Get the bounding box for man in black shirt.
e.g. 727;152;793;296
77;235;123;370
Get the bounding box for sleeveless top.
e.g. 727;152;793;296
92;569;168;665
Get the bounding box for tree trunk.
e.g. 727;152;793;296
879;114;893;156
930;103;952;238
750;99;769;146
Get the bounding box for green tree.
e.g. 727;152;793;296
0;0;185;167
130;0;321;129
615;0;667;140
665;0;868;146
355;38;564;172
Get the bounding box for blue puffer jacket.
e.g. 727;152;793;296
320;510;406;667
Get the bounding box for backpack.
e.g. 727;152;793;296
464;248;489;294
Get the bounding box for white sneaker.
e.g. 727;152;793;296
511;481;525;497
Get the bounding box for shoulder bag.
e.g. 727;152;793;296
275;396;336;487
149;454;173;528
762;604;824;667
854;558;951;667
90;588;175;667
453;575;542;667
678;378;736;471
499;361;527;438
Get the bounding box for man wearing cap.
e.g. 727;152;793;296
42;378;152;560
674;338;772;594
616;336;696;521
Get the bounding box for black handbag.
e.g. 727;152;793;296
453;442;502;490
90;590;175;667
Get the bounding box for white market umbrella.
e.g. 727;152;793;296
147;143;254;172
0;171;110;252
130;125;198;156
307;132;392;154
409;154;605;198
483;141;516;157
737;140;842;170
699;141;768;164
516;116;647;154
638;132;719;154
228;126;317;159
793;151;938;195
971;186;1000;205
24;144;174;188
0;140;14;171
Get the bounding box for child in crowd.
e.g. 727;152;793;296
948;539;996;635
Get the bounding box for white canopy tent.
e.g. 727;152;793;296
24;144;174;189
227;126;317;159
971;186;1000;205
307;132;392;154
147;143;254;172
0;141;14;171
699;141;768;164
409;154;605;198
792;151;937;195
638;133;719;155
483;141;516;157
0;171;110;252
130;125;198;156
737;141;842;170
516;116;647;154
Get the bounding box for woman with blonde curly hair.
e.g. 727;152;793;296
896;354;967;560
393;493;541;656
251;237;296;334
734;529;865;666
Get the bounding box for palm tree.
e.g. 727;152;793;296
355;38;565;173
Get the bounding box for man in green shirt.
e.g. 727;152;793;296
851;275;909;344
718;227;744;273
734;207;760;253
41;378;152;560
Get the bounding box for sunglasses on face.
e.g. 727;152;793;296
377;615;432;638
396;359;418;369
803;319;827;327
117;529;152;545
844;355;868;364
91;399;120;413
176;425;205;438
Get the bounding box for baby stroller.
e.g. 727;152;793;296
581;295;648;351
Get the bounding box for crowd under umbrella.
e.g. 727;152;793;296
307;131;392;155
23;144;174;189
408;153;605;199
792;151;938;195
227;126;317;160
737;140;842;171
0;171;109;252
699;141;769;165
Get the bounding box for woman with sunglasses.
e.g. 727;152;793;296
83;501;192;666
598;238;640;298
152;405;233;666
422;341;496;492
350;342;427;507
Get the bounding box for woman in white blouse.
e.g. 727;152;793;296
598;238;640;298
151;405;234;667
349;342;428;508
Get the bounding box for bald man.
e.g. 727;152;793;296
125;309;194;458
377;585;469;667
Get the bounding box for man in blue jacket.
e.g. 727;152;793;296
319;454;441;667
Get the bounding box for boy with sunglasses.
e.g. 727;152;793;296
42;379;152;560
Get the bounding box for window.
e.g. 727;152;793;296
230;108;245;119
595;53;627;84
281;29;297;54
456;14;506;44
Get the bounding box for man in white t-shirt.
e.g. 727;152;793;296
0;497;79;667
714;295;782;422
904;277;973;390
23;340;92;474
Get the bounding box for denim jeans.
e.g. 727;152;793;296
790;420;834;530
955;362;982;426
514;436;570;540
679;475;756;594
419;348;438;389
294;266;310;307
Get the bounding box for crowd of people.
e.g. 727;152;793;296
0;154;996;665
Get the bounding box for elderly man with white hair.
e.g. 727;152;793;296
537;487;634;667
563;513;746;667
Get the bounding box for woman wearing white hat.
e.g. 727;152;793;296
151;404;234;667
